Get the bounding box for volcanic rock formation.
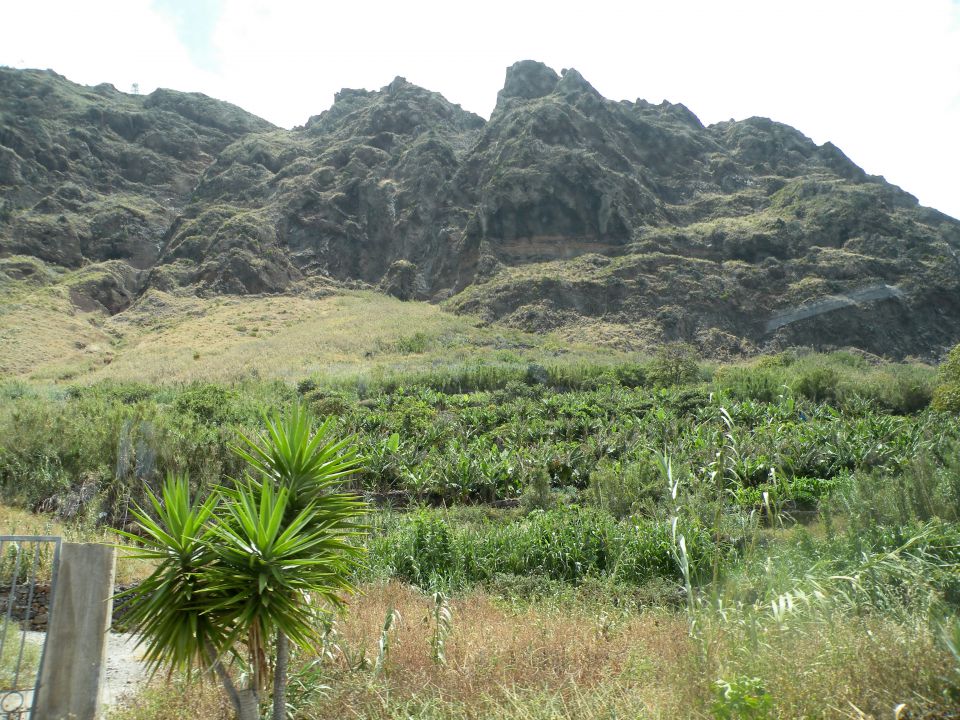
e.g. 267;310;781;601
2;62;959;358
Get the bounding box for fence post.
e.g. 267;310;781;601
33;542;116;720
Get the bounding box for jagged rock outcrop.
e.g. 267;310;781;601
2;63;959;359
0;67;273;298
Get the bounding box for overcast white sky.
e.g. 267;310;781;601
3;0;959;219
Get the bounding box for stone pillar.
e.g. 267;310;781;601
34;542;116;720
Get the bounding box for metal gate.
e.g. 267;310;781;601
0;536;61;719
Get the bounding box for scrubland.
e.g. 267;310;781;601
1;345;958;718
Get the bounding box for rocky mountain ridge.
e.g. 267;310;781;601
2;61;959;359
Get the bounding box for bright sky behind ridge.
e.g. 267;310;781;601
3;0;959;220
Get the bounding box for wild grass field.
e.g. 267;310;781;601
1;346;959;719
0;275;632;385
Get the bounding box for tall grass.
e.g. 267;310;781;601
714;350;936;414
110;564;960;720
364;506;714;593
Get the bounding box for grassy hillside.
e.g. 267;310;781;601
0;272;631;384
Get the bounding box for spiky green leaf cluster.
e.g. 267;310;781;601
117;404;368;685
116;474;228;677
204;480;364;655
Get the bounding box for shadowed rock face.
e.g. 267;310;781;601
2;63;960;358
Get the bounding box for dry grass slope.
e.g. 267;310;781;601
0;281;632;385
110;582;954;719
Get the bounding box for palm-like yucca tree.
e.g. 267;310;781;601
234;403;362;514
232;405;365;719
117;474;228;676
119;405;367;720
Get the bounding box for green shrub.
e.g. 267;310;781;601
172;384;245;425
588;458;664;519
791;364;841;404
755;350;797;369
613;363;648;388
648;343;700;387
878;365;935;413
940;343;960;382
932;382;960;413
393;332;431;354
931;344;960;412
302;388;351;417
714;366;784;403
520;467;559;512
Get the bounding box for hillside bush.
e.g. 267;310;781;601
649;342;700;387
791;364;841;404
714;366;784;403
933;344;960;412
932;383;960;413
588;457;665;518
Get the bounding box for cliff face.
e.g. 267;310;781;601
2;62;959;358
0;67;273;312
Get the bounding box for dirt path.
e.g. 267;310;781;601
101;632;151;708
22;630;150;714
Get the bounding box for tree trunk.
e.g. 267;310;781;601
207;642;260;720
237;688;260;720
273;630;289;720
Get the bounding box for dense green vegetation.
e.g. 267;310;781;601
3;348;960;718
933;342;960;412
0;348;945;516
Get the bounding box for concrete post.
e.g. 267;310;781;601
34;542;116;720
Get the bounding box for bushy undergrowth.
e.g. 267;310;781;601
715;349;936;413
0;351;955;527
933;342;960;412
364;506;714;592
16;348;958;719
0;380;295;519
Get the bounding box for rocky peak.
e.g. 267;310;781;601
305;78;484;138
142;88;275;136
651;100;704;130
556;67;601;98
385;76;412;93
496;60;560;106
710;116;819;171
3;63;960;360
332;87;372;104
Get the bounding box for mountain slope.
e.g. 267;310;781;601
2;61;959;364
0;67;273;311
